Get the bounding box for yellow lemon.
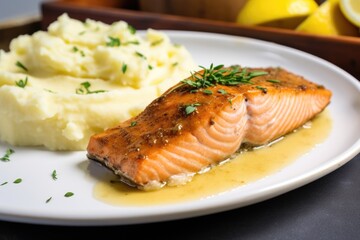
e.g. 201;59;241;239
340;0;360;27
236;0;319;29
296;0;359;36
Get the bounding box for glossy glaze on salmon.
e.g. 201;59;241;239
87;65;332;190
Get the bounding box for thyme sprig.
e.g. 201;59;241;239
182;64;268;90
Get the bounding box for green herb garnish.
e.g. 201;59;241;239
124;40;139;45
1;182;8;186
72;46;85;57
15;76;28;88
106;36;121;47
203;89;212;95
182;64;268;90
217;89;228;95
15;61;28;72
135;51;146;59
184;103;201;115
44;89;56;93
78;31;86;35
76;81;107;94
148;65;153;70
122;63;127;74
130;121;137;127
256;85;268;93
267;79;280;83
1;148;15;162
46;197;52;203
13;178;22;184
51;170;57;180
64;192;74;197
172;62;178;67
151;39;163;46
128;24;136;34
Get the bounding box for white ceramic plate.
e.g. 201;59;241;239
1;31;360;226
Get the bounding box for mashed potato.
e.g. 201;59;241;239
0;14;198;150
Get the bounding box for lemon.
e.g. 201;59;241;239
340;0;360;27
236;0;319;29
296;0;359;36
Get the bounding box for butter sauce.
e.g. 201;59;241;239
93;110;332;206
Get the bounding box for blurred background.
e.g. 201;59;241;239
0;0;52;22
0;0;325;22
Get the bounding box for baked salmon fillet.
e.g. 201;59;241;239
87;65;332;190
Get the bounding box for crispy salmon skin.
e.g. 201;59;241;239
87;65;332;190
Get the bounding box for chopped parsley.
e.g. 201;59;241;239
72;46;85;57
130;121;137;127
124;40;139;45
44;89;56;93
15;76;28;88
135;51;146;60
122;63;127;74
1;182;8;186
267;79;280;83
128;24;136;34
76;81;107;94
184;103;201;115
256;85;268;93
217;89;228;95
203;89;213;95
46;197;52;203
151;39;163;46
15;61;28;71
64;192;74;198
1;148;15;162
106;36;121;47
13;178;22;184
51;170;57;180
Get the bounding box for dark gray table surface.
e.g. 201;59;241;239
0;153;359;240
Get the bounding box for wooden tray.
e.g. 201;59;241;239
41;1;360;80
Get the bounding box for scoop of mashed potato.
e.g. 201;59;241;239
0;14;198;150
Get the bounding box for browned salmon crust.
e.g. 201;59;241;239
87;66;332;189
